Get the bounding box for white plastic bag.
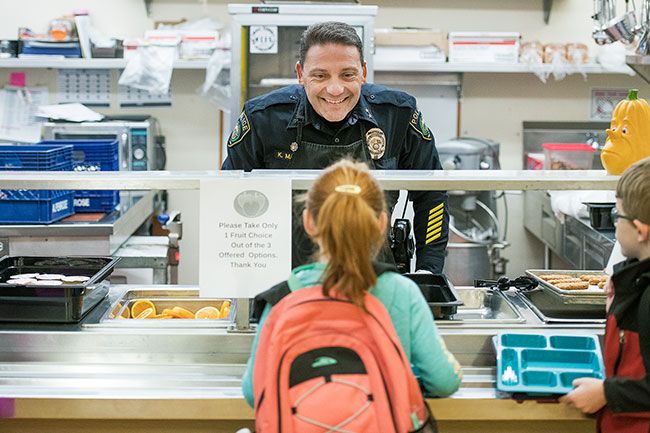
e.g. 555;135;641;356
118;45;175;95
198;48;231;111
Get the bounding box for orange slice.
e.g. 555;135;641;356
195;306;221;319
171;306;195;319
131;300;156;318
161;308;178;318
135;307;155;319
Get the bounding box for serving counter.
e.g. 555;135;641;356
0;170;615;432
0;284;603;433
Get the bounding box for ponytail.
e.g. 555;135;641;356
304;160;387;310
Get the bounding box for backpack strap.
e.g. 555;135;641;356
251;280;290;323
637;274;650;374
250;261;398;323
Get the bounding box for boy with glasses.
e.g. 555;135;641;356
560;156;650;433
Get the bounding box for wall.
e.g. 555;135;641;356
1;0;647;282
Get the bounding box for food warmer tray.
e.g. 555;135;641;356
0;256;119;323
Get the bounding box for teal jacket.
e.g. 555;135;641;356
242;263;463;407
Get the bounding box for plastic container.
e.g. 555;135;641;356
39;139;120;213
0;143;75;223
495;332;604;396
526;152;545;170
542;143;595;170
404;273;464;319
584;202;616;230
0;256;120;323
0;189;74;224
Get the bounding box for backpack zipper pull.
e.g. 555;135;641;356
411;412;421;429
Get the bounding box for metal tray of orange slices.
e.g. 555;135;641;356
98;289;235;328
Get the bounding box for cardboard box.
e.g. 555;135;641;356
375;28;447;55
448;32;520;63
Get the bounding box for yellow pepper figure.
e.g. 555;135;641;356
601;89;650;175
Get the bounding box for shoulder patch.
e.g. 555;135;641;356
228;112;251;147
409;111;432;141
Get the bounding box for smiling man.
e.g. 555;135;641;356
222;21;449;274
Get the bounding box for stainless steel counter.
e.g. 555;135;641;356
0;285;602;433
0;285;603;400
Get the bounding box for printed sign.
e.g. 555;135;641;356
250;26;278;54
199;177;291;298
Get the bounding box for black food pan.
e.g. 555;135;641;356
583;202;615;230
0;256;120;323
404;273;464;319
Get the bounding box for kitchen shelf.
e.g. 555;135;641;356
0;58;208;70
0;58;634;76
374;60;635;75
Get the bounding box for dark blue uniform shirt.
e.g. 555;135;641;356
222;83;449;273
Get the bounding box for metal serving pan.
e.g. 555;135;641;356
518;287;606;323
525;269;606;305
404;273;464;319
0;256;119;323
99;288;235;328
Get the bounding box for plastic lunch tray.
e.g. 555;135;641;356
495;332;604;396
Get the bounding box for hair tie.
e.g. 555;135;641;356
334;184;362;195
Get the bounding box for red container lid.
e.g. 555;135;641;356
542;143;595;152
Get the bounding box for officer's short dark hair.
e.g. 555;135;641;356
298;21;364;66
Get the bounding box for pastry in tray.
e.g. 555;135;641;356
555;281;590;290
535;271;607;292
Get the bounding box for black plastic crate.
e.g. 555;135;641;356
0;256;120;323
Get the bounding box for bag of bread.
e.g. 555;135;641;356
566;43;588;64
543;43;567;63
520;41;543;64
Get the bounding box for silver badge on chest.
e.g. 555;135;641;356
365;128;386;160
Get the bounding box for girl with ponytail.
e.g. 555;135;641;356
241;159;462;409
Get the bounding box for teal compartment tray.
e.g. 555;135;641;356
495;333;604;396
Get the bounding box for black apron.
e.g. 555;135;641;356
288;120;398;268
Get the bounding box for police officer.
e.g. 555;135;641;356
222;21;448;274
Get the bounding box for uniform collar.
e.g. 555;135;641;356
288;86;379;129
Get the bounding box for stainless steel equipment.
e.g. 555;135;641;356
42;115;165;171
592;0;643;45
228;3;377;127
436;137;508;285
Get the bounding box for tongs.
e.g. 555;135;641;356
474;276;538;292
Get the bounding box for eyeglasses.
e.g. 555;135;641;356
610;207;636;224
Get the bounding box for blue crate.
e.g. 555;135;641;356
0;190;74;224
0;144;72;171
0;144;74;222
39;140;120;213
73;191;120;213
38;139;119;172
